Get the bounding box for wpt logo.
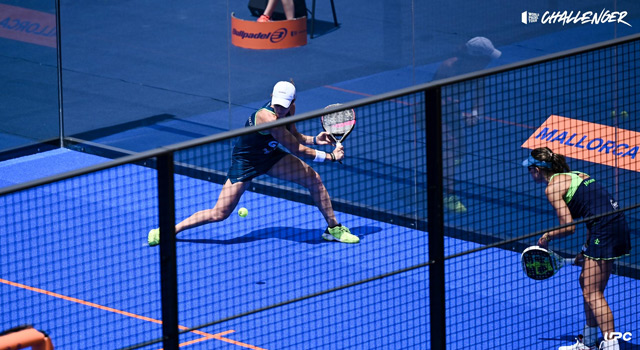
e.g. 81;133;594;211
604;332;632;342
522;11;540;24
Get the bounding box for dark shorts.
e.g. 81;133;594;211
227;148;289;184
583;221;632;260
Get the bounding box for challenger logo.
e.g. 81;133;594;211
521;9;631;27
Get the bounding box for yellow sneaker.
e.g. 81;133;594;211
322;225;359;243
444;195;467;213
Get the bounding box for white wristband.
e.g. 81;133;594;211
313;150;326;162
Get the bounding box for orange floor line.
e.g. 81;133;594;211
323;85;413;106
480;115;537;129
324;84;540;129
324;85;424;106
211;331;267;350
0;278;165;325
0;278;264;349
324;85;373;97
174;331;267;350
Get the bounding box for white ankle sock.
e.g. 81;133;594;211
583;325;598;347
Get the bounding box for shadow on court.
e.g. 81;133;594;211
307;19;341;38
177;225;382;245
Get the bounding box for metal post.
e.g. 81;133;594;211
157;153;179;349
425;87;445;350
54;0;64;148
310;0;316;38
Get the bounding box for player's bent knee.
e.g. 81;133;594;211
204;209;231;223
582;287;605;303
309;172;324;188
299;169;322;188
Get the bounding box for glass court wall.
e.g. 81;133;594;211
1;0;639;157
1;34;638;349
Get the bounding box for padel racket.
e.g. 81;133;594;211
321;103;356;145
521;246;574;280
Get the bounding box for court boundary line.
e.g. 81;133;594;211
125;203;639;349
49;139;640;279
4;34;640;198
0;278;265;350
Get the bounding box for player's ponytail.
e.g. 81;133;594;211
531;147;570;173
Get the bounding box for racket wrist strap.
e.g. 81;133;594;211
313;150;326;162
329;152;336;162
313;135;317;145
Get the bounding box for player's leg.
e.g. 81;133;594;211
147;179;250;246
267;154;337;225
441;97;466;213
175;179;251;233
258;0;278;21
580;258;615;348
582;297;599;348
267;154;359;243
559;258;613;350
280;0;295;19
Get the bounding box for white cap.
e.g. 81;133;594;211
466;37;502;59
271;81;296;108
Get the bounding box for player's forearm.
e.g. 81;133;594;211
302;134;315;145
295;145;333;162
542;225;575;242
283;141;332;162
290;130;314;145
273;128;333;161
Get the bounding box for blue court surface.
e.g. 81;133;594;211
1;150;639;349
2;1;640;348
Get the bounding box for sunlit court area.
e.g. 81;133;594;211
1;0;639;349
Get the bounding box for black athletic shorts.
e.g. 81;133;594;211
227;148;289;184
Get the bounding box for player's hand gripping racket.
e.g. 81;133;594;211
521;246;574;280
321;104;356;163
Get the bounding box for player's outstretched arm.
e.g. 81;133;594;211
271;125;337;162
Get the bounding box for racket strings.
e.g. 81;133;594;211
523;251;557;279
322;110;355;135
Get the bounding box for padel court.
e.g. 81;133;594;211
2;3;640;349
0;142;638;350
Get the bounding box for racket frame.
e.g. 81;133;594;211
321;103;356;144
521;246;573;280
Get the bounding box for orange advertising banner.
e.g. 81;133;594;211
0;4;56;48
231;13;306;50
522;115;640;172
